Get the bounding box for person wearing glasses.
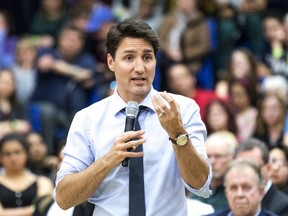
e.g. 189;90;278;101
189;130;238;211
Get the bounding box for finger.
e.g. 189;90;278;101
124;138;146;151
152;93;167;113
160;91;178;111
118;130;145;143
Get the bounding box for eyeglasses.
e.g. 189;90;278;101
269;158;287;167
207;154;230;160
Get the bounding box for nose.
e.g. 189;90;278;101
134;58;145;74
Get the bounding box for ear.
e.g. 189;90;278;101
107;53;115;72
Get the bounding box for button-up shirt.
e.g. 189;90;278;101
56;87;212;216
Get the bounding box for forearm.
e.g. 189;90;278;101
173;140;209;189
56;155;113;209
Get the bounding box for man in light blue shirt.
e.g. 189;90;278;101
55;17;212;216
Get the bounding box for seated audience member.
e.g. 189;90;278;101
26;132;59;180
190;130;237;211
253;93;286;150
261;75;288;103
33;143;94;216
32;25;97;154
229;79;258;143
262;10;288;77
215;48;260;100
207;159;277;216
29;0;69;45
157;0;212;90
10;37;37;106
0;68;31;139
203;99;238;137
166;63;217;118
268;146;288;195
236;138;288;215
0;133;54;216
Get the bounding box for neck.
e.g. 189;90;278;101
4;169;26;178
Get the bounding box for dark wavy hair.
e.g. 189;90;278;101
106;17;160;58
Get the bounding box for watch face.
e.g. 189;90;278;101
176;134;188;146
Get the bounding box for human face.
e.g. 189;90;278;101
206;139;233;179
231;51;251;79
225;166;264;216
0;140;27;172
107;37;156;103
230;83;250;111
262;95;283;127
263;18;285;42
59;29;83;60
0;70;15;99
27;133;47;163
168;65;194;97
207;102;228;132
269;148;288;187
236;148;269;182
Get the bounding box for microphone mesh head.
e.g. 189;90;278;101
126;101;139;117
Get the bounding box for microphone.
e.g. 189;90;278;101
122;101;139;167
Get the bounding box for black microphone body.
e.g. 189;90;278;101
122;101;139;167
122;116;136;167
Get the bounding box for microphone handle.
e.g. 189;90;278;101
122;117;136;167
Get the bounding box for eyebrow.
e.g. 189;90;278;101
122;49;154;54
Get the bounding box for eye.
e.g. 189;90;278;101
143;54;153;61
124;55;133;61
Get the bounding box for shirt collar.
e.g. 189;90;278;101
110;86;158;116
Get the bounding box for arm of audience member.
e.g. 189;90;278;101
56;130;145;210
53;60;95;87
0;120;31;138
37;176;54;197
240;0;267;13
0;203;35;216
152;92;210;189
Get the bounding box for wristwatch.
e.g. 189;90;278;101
169;134;188;146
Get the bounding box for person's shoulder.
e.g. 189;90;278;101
260;208;279;216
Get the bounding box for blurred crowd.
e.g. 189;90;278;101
0;0;288;215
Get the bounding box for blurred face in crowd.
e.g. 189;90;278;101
58;29;84;60
263;17;285;42
107;37;156;103
176;0;197;13
261;95;283;127
230;82;250;111
225;165;264;216
0;140;27;173
207;102;229;132
206;137;234;180
42;0;64;14
15;42;36;67
269;148;288;187
236;148;269;183
231;51;251;79
167;64;195;97
26;133;47;163
0;69;16;99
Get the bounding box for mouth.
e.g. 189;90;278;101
131;77;146;84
